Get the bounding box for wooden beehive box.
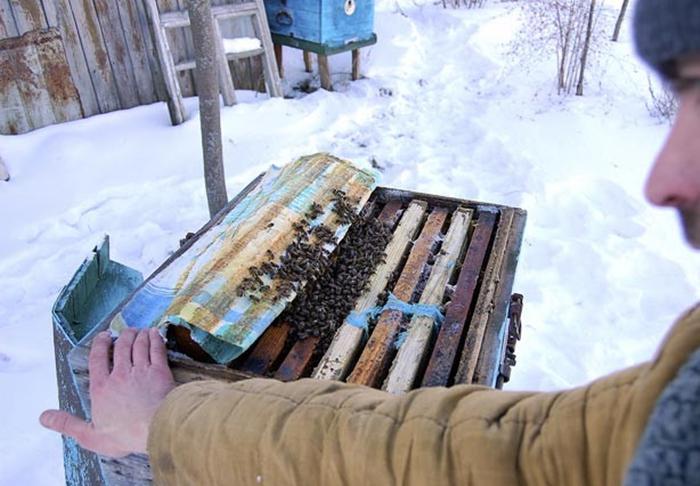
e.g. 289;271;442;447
264;0;375;48
64;179;526;485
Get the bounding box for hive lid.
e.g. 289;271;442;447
109;154;379;362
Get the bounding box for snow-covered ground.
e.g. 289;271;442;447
1;1;698;484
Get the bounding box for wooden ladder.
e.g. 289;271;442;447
145;0;283;125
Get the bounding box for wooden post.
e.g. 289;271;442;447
318;54;332;90
351;49;360;81
303;50;312;73
186;0;228;218
274;43;284;78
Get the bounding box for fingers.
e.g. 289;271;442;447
132;329;151;368
149;327;169;368
40;410;92;444
113;328;137;373
88;331;112;387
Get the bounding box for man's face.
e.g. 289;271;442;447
645;55;700;248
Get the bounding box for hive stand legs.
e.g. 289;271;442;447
352;49;360;81
318;54;332;91
274;44;284;78
303;51;313;72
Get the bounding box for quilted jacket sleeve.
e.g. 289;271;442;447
147;305;700;486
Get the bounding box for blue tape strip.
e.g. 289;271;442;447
345;293;445;332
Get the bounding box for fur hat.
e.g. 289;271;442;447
634;0;700;77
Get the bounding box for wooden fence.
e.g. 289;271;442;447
0;0;263;134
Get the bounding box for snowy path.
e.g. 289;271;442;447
1;2;699;484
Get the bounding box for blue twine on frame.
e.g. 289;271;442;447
345;292;445;332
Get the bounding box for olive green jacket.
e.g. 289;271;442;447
148;304;700;485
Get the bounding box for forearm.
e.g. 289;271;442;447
147;378;543;485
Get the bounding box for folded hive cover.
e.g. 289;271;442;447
109;154;378;362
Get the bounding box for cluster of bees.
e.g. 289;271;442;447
283;212;392;343
235;193;359;305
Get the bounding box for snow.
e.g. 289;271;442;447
1;0;698;483
222;37;262;54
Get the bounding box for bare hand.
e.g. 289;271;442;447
40;328;176;458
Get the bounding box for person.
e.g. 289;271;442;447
40;0;700;484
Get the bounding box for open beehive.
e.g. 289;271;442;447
207;187;526;392
65;158;526;484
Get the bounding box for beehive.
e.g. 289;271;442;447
263;0;375;48
64;168;526;484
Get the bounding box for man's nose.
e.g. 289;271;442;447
645;114;700;207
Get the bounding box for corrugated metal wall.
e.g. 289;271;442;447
0;0;264;134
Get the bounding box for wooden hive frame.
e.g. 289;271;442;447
68;181;526;484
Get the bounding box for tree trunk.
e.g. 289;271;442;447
186;0;228;218
612;0;630;42
576;0;596;96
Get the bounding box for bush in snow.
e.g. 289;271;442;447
441;0;487;8
646;77;678;124
517;0;604;95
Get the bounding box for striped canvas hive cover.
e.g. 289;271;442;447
109;154;378;362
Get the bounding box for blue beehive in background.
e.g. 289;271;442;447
264;0;375;49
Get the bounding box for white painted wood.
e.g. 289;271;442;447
252;0;282;97
145;0;186;124
383;207;473;394
455;209;515;384
213;16;236;106
313;200;428;381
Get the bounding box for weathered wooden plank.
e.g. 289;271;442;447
252;0;281;96
146;0;186;124
0;44;30;134
0;0;19;38
130;0;168;101
34;27;83;122
116;0;159;104
469;210;527;386
274;335;320;381
313;200;426;381
421;210;497;387
1;31;56;129
455;209;515;384
168;0;195;97
93;0;140;108
8;0;47;34
42;0;100;116
66;0;120;112
240;321;291;375
348;208;448;387
384;207;473;394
